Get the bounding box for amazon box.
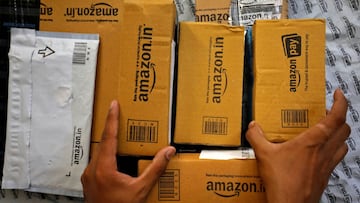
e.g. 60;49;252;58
40;0;176;156
138;153;265;203
252;19;326;142
174;22;244;147
116;0;175;156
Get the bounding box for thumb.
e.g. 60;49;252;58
245;121;270;153
138;146;176;191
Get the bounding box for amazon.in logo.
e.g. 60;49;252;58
208;36;228;104
71;127;84;166
134;25;156;102
282;33;302;92
206;181;265;198
64;2;119;18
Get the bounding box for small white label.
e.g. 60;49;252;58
199;148;256;160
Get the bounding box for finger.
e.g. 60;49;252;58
324;124;351;156
138;146;176;192
245;121;271;155
319;89;350;148
326;123;351;148
96;100;120;167
329;143;348;172
323;89;348;129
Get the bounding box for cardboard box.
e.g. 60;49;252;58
195;0;231;24
174;22;244;147
252;19;326;142
138;153;266;203
116;0;175;156
40;0;176;156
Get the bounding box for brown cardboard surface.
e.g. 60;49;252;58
281;0;288;19
195;0;231;24
40;0;175;156
138;153;266;203
174;22;244;147
252;19;326;142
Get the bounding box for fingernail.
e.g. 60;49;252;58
165;147;176;161
335;88;344;96
249;121;264;135
110;100;116;110
248;121;256;128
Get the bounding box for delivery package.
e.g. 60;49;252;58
138;153;266;203
174;22;244;147
117;0;175;156
40;0;176;156
252;19;326;142
2;28;99;197
195;0;231;24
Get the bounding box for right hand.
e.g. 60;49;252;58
246;89;350;203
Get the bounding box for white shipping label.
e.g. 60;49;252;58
200;148;256;160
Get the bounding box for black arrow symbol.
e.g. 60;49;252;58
38;46;55;57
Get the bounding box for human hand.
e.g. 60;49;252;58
246;89;350;203
81;100;176;203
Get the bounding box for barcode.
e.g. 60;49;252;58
72;42;87;65
158;170;180;201
281;109;309;128
203;117;228;135
127;119;158;143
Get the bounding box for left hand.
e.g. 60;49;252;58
81;100;176;203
